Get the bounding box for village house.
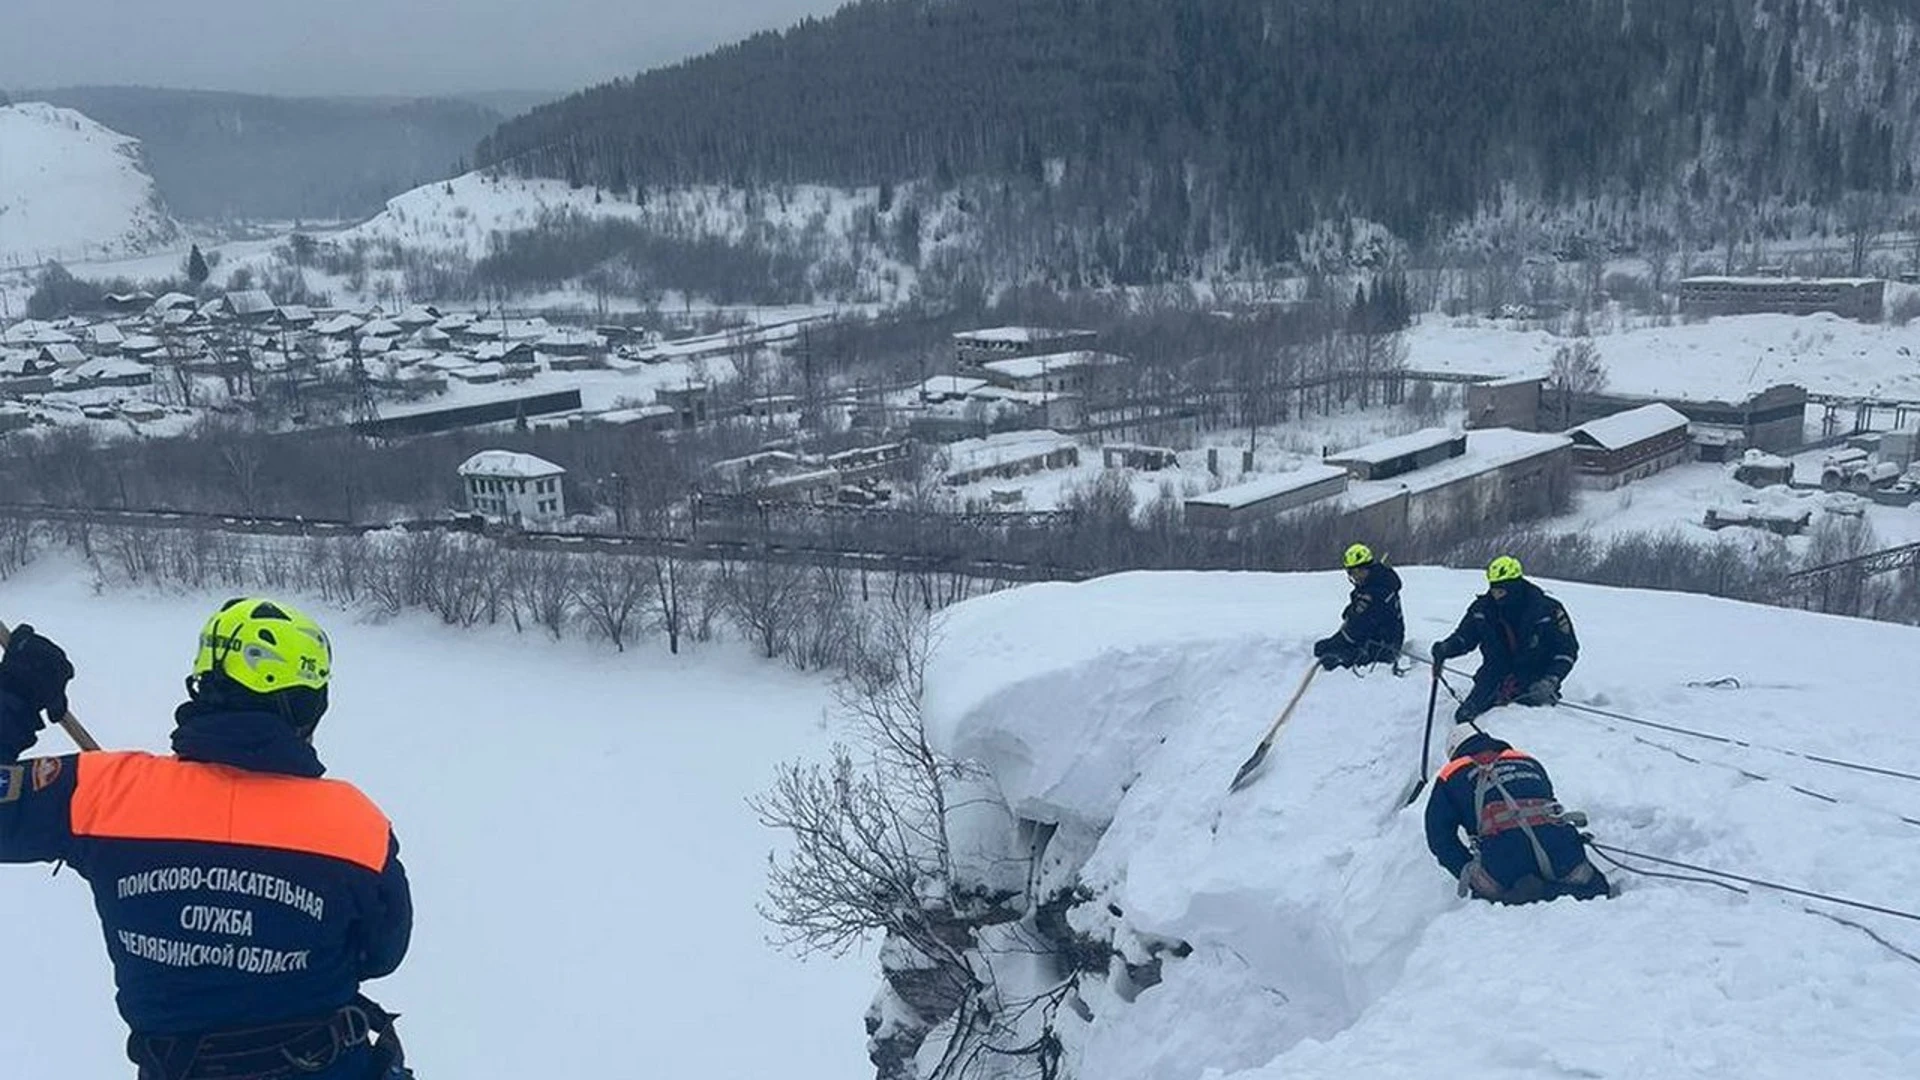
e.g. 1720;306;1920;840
1677;277;1885;322
941;430;1081;487
1567;403;1692;488
457;450;568;526
977;350;1130;395
220;290;279;325
1324;428;1468;481
63;356;154;389
953;326;1100;368
1185;465;1351;534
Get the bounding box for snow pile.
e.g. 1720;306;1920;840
924;569;1920;1079
0;103;180;266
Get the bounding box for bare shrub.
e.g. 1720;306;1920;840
716;557;811;659
753;597;1020;1080
570;555;654;651
511;550;577;640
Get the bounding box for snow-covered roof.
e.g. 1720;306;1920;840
1186;464;1349;510
1325;427;1462;466
1681;275;1881;287
1340;430;1573;508
69;356;149;380
314;314;363;336
470;340;535;362
37;343;87;366
222;290;276;316
536;329;605;349
980;350;1129;380
501;318;552;341
1570;403;1689;451
918;375;989;398
149;292;196;314
90;324;126;346
953;326;1093;345
944;430;1078;475
450;361;506;381
593;405;676;425
277;305;315;323
360;319;403;338
458;450;567;478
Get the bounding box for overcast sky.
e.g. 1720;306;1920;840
1;0;849;100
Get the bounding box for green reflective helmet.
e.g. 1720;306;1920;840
192;597;331;695
1487;555;1524;585
1344;543;1374;570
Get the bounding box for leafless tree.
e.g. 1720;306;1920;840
647;553;700;654
570;554;654;651
754;597;1024;1080
511;549;576;640
716;555;811;658
1842;191;1891;278
1546;339;1607;429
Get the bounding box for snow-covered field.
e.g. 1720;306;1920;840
1411;310;1920;400
0;103;180;268
0;564;871;1079
925;569;1920;1079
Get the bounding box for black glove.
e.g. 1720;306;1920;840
1516;675;1561;706
1318;653;1341;671
1430;639;1458;663
0;624;73;729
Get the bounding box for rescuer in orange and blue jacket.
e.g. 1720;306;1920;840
1424;722;1612;906
0;598;412;1080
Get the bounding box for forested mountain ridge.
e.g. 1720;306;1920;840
474;0;1920;282
29;87;502;222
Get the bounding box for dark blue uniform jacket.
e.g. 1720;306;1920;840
0;697;411;1040
1424;733;1591;888
1339;563;1405;650
1434;578;1578;682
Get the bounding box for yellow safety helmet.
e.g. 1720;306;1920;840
1343;543;1374;570
192;597;332;695
1487;555;1524;585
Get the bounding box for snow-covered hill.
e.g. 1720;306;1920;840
922;569;1920;1079
0;102;180;268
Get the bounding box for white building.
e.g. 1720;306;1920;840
457;450;568;526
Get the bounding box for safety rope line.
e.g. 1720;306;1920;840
1588;842;1920;924
1405;651;1920;787
1588;843;1744;895
1426;665;1920;830
1593;847;1920;968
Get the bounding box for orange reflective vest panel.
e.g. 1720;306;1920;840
70;752;391;872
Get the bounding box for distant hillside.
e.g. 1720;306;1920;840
30;87;502;223
0;102;179;266
476;0;1920;281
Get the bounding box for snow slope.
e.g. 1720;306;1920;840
0;565;870;1079
0;103;180;267
1410;312;1920;400
925;569;1920;1079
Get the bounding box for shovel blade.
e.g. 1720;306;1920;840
1397;776;1428;809
1227;744;1271;792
